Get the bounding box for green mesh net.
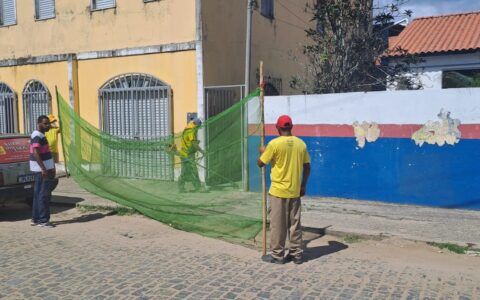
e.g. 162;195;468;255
57;89;263;242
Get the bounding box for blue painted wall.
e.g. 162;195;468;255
249;136;480;210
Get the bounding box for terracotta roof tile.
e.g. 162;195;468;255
388;11;480;56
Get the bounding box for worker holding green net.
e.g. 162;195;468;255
175;118;205;193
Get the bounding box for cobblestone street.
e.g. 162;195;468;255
1;202;479;300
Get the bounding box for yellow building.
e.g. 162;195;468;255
0;0;309;156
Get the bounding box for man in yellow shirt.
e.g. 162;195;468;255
45;114;61;163
177;118;205;193
258;115;311;264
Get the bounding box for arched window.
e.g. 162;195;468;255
22;80;51;134
0;83;17;133
99;73;172;179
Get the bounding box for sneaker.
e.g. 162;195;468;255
30;220;38;226
37;222;55;228
286;254;303;265
261;254;285;265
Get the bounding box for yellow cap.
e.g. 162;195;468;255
48;114;57;123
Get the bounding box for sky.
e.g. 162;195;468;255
376;0;480;19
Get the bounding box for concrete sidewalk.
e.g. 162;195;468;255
302;197;480;246
52;177;480;246
52;176;123;208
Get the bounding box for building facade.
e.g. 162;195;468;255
0;0;310;145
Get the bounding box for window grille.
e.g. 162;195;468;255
91;0;115;11
0;0;16;26
35;0;55;20
0;82;17;133
99;73;173;180
22;80;51;134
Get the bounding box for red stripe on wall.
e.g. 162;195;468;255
459;124;480;139
379;125;422;138
265;124;354;137
262;124;480;139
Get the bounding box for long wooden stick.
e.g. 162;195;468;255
260;61;267;256
55;86;69;177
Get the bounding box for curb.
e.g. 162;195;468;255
323;228;387;241
75;203;137;215
70;202;479;253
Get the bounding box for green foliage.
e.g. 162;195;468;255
442;70;480;88
115;206;138;216
470;74;480;87
77;204;137;216
291;0;423;94
427;242;470;254
344;234;362;244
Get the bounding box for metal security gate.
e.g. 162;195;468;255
23;80;51;134
99;73;173;180
204;85;245;185
205;85;245;118
0;83;17;133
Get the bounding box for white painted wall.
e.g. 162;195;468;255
265;88;480;125
418;71;443;89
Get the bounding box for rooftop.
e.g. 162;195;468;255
388;11;480;56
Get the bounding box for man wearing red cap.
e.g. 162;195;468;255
258;115;311;264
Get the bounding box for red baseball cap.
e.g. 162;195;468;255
276;115;293;129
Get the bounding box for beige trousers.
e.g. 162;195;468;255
269;195;303;260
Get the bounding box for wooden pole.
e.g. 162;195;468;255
260;61;267;256
55;86;69;177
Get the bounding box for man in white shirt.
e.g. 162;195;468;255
30;115;57;228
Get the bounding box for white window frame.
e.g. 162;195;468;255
34;0;55;21
0;0;17;27
90;0;116;12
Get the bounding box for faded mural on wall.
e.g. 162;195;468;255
353;122;381;148
412;109;461;147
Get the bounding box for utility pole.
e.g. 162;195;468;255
242;0;254;192
245;0;253;94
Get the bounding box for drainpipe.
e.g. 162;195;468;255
245;0;253;94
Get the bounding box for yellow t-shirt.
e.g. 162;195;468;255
179;122;198;158
45;127;60;153
260;136;310;198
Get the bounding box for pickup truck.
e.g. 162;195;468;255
0;134;36;206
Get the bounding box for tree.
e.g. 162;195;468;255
290;0;423;94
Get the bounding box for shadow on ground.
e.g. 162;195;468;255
0;196;83;222
52;211;116;225
302;226;349;262
251;225;348;261
51;195;85;206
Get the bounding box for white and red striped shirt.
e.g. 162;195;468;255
30;130;55;172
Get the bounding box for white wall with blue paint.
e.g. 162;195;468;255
249;88;480;209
